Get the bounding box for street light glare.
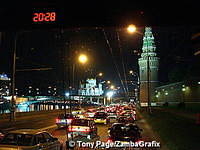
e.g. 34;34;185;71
99;72;103;76
110;85;115;89
106;91;114;98
129;70;133;74
78;54;88;64
127;24;136;33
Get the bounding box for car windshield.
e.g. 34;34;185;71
94;113;107;119
0;133;34;146
71;119;89;126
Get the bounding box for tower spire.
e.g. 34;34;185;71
138;27;159;107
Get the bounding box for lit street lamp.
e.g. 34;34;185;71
127;24;137;34
110;85;115;90
106;91;114;105
78;54;88;64
98;72;103;77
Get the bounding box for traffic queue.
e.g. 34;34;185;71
60;103;143;149
0;103;142;150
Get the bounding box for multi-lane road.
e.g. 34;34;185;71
0;107;167;150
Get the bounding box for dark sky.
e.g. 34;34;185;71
0;1;200;93
0;1;199;29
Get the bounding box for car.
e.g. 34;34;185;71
107;123;142;146
107;111;118;119
94;111;109;124
56;113;75;128
84;109;96;118
118;113;135;123
0;129;62;150
72;108;83;115
67;118;97;139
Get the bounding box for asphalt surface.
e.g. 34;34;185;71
0;108;166;150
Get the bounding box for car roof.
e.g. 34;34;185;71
112;123;124;126
9;129;45;135
96;111;106;113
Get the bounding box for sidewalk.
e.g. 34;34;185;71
156;107;197;120
136;111;169;150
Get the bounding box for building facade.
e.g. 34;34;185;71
0;74;11;98
138;27;159;106
78;78;104;96
155;80;200;103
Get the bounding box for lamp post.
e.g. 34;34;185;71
129;70;140;104
77;53;88;108
10;32;17;122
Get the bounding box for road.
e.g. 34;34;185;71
0;108;166;150
51;117;163;150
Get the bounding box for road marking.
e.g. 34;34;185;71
39;125;57;131
4;127;16;131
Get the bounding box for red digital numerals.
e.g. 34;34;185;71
33;12;56;22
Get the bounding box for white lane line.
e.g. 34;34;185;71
4;127;16;131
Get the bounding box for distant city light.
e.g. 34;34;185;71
110;85;115;89
182;88;186;91
106;91;114;98
65;92;70;97
198;82;200;85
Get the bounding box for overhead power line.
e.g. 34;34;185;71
102;28;127;95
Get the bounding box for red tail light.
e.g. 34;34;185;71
68;126;91;132
136;140;143;143
56;118;59;123
107;138;113;143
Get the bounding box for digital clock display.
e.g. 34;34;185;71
33;12;56;22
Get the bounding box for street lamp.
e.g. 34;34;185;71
107;80;111;84
106;91;114;105
129;70;134;74
78;54;88;64
127;24;137;34
129;70;140;104
75;54;88;108
110;85;115;90
98;72;103;77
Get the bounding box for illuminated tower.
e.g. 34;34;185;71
138;27;159;106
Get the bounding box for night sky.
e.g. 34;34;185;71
0;1;200;94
